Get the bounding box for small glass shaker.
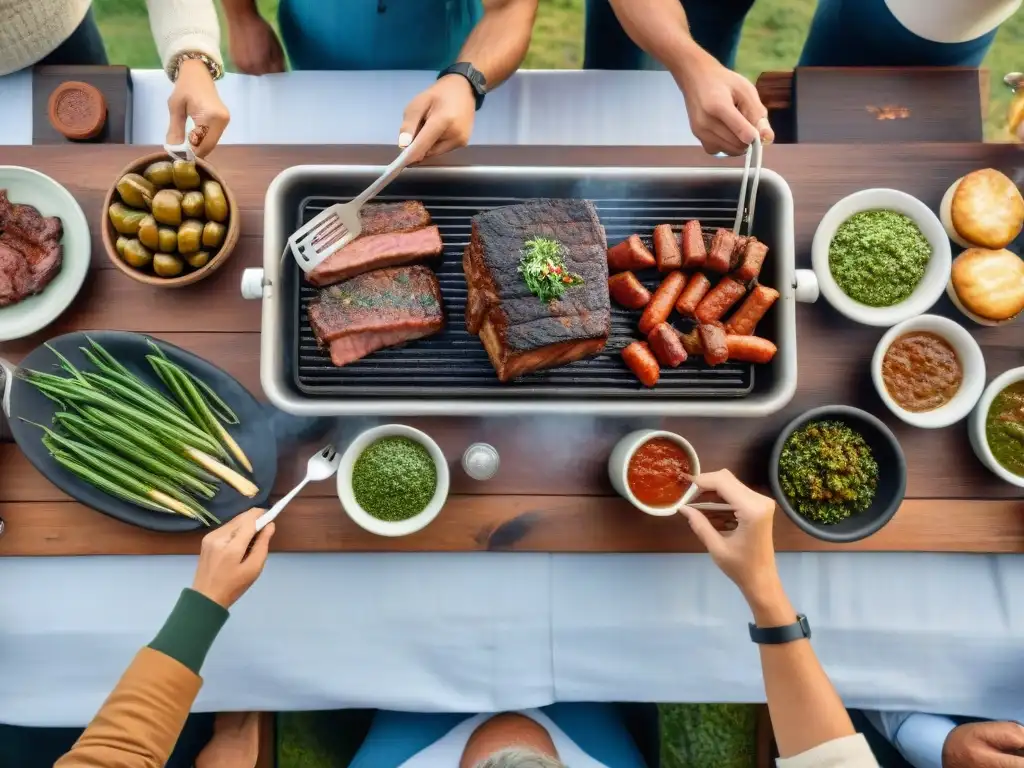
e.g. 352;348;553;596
462;442;499;480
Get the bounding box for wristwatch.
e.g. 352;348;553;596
438;62;487;110
749;614;811;645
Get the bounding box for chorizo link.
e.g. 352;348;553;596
638;270;686;335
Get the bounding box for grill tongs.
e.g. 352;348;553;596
732;135;763;237
287;135;425;274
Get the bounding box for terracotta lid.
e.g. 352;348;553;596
47;81;107;141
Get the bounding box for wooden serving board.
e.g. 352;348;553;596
32;65;133;145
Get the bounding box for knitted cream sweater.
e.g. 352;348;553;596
0;0;223;77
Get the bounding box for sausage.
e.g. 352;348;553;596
726;335;778;364
647;322;687;368
725;284;779;335
706;228;739;273
607;234;656;273
653;224;682;272
638;270;686;335
730;235;749;272
674;272;711;317
622;341;660;387
695;277;747;324
680;220;706;269
608;271;652;309
734;238;769;282
698;323;729;366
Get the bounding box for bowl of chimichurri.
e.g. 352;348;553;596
770;405;907;543
971;368;1024;487
337;424;449;536
811;189;951;327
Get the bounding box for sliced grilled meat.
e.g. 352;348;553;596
308;265;444;367
307;225;443;287
464;199;610;382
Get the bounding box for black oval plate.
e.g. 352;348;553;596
9;331;276;532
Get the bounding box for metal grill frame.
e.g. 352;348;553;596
257;165;801;417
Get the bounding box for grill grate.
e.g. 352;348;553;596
292;195;755;398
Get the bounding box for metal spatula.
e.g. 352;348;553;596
288;137;424;274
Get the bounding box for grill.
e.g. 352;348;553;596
257;164;803;417
291;194;763;398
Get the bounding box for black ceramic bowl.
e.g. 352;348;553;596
769;405;907;543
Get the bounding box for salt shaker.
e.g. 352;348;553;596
462;443;499;481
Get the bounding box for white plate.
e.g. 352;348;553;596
811;188;951;327
0;166;90;341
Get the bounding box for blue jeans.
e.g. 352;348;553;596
584;0;999;70
348;704;648;767
279;0;483;70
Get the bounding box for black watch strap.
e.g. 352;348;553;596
438;62;487;110
749;614;811;645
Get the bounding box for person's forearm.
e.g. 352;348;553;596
749;576;856;759
221;0;260;22
605;0;702;77
146;0;223;72
457;0;538;88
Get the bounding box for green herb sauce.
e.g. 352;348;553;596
778;421;879;525
986;381;1024;477
828;210;931;307
352;437;437;521
518;236;584;303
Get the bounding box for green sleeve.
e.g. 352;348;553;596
148;588;229;675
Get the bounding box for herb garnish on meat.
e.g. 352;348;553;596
518;236;583;303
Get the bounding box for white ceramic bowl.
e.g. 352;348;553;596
0;166;90;341
811;188;952;327
608;429;700;516
337;424;450;536
871;314;985;428
970;367;1024;488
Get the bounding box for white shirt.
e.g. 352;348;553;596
884;0;1021;43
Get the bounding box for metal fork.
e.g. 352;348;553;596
255;445;340;532
732;134;763;237
287;136;424;273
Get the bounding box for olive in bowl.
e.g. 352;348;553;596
102;152;239;287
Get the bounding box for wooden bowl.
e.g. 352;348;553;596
101;151;240;288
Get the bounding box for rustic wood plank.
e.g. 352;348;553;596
1;497;1022;556
0;144;1021;556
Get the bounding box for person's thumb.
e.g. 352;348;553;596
979;721;1024;753
398;95;430;151
166;92;188;145
679;507;724;555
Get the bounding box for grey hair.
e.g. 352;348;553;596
474;747;567;768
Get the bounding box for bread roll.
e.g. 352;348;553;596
948;248;1024;325
940;169;1024;250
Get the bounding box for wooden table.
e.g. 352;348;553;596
0;144;1021;557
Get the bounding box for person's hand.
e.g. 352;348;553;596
943;721;1024;768
191;508;275;609
227;13;286;76
398;75;478;163
671;44;773;156
195;712;261;768
677;470;778;601
167;59;231;158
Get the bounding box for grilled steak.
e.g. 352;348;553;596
306;201;442;287
0;189;63;305
463;199;610;382
308;266;444;367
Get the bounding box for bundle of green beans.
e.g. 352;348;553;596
19;337;258;526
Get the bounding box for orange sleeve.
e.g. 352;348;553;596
54;647;202;768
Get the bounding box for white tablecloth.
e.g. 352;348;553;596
2;70;1024;729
